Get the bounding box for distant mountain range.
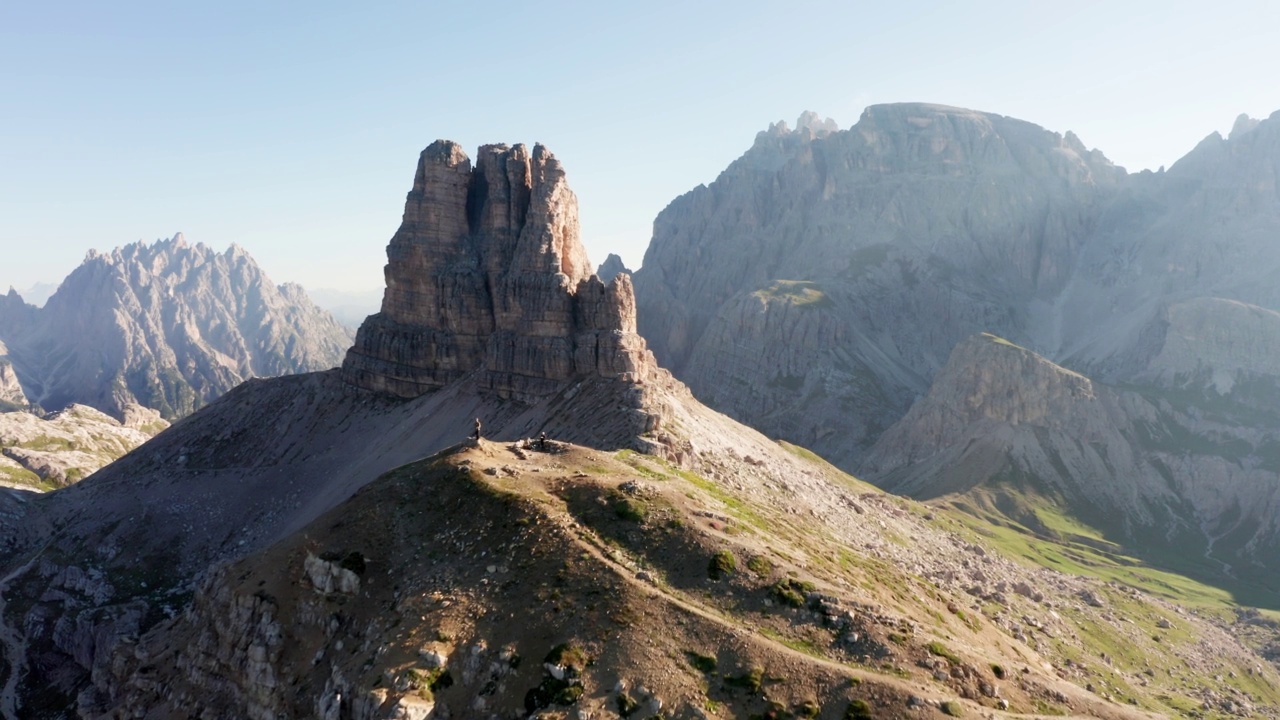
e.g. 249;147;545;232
0;234;353;420
12;282;56;308
633;104;1280;584
304;286;382;328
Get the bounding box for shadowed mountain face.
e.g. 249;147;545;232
0;236;353;420
632;104;1125;468
632;103;1280;585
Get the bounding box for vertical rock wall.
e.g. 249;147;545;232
342;141;654;402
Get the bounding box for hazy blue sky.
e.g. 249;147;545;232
3;1;1279;296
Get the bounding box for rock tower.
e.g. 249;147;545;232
342;141;654;401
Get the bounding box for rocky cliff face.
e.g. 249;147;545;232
342;141;656;403
1055;111;1280;373
862;332;1280;573
3;135;1280;719
0;404;167;490
2;236;353;420
632;105;1123;466
0;293;36;409
634;103;1280;469
0;346;25;411
862;335;1167;514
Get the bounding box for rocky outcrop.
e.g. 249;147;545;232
0;404;167;489
595;253;630;282
0;346;26;410
1;236;353;420
342;141;657;402
632;104;1280;469
862;332;1280;569
0;292;36;410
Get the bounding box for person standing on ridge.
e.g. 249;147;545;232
472;417;482;440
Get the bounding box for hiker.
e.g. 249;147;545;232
472;417;482;440
538;431;548;451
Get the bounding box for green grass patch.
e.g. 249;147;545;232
844;699;873;720
778;440;881;493
408;667;452;702
771;578;815;608
940;485;1279;614
708;549;737;580
615;692;639;716
753;279;834;309
685;651;717;674
671;464;769;531
746;555;774;577
723;666;764;694
760;628;826;659
544;643;589;673
610;493;648;523
980;332;1028;352
0;464;52;491
926;641;961;665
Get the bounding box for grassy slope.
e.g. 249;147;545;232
110;436;1280;719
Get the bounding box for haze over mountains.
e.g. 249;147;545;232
632;102;1280;585
1;133;1273;720
5;104;1280;719
0;235;352;420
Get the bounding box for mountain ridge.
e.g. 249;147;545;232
5;128;1280;719
0;234;353;421
633;103;1126;468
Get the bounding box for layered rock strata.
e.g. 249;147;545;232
342;141;655;402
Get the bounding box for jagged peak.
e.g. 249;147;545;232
756;111;839;143
342;140;656;401
596;253;631;282
1230;113;1261;139
75;238;258;274
421;139;470;166
796;110;839;136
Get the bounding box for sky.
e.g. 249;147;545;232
3;1;1280;297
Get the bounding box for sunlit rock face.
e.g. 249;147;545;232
342;141;656;402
